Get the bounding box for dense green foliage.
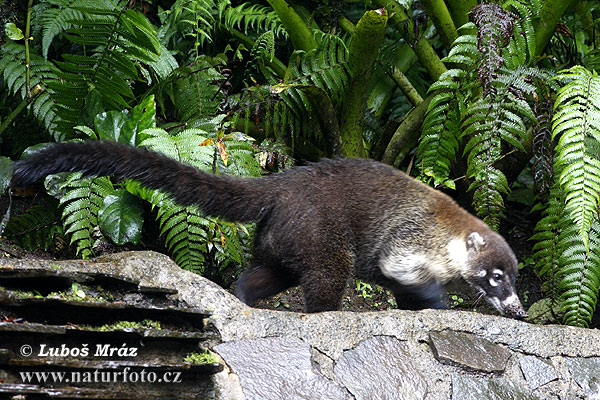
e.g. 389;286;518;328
1;0;600;326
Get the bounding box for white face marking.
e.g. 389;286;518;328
489;278;499;287
502;293;518;307
477;270;487;278
493;269;504;277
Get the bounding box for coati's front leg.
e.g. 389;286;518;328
390;280;447;310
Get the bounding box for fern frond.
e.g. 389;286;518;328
0;43;59;137
39;0;85;59
171;66;225;122
4;198;63;252
470;3;517;95
552;66;600;251
45;2;161;136
503;0;541;66
222;2;287;38
441;28;478;65
139;127;260;271
139;128;212;271
559;218;600;327
531;185;564;300
250;34;349;152
532;94;554;198
58;173;114;258
461;73;534;229
251;30;276;64
285;33;349;104
418;91;463;188
418;31;478;188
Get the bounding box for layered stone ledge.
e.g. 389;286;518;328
4;251;599;399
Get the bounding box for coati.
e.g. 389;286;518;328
10;141;527;318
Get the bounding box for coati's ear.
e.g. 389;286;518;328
466;232;485;252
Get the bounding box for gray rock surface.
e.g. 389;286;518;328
6;251;600;400
565;357;600;399
214;337;347;400
334;336;427;400
519;355;558;390
430;330;512;372
451;375;539;400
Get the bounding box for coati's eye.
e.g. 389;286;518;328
493;272;503;281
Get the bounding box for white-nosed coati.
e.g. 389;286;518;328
11;141;527;318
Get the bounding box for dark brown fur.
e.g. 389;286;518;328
11;141;525;316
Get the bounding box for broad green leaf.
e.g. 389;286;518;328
98;189;144;246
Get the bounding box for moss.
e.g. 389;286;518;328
83;319;162;332
184;350;219;365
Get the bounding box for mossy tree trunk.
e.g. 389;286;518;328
339;9;388;158
266;0;317;51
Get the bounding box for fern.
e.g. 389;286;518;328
418;29;477;188
470;3;517;95
544;66;600;327
503;0;541;67
530;66;600;327
0;42;59;137
257;34;349;152
158;0;218;58
559;217;600;327
531;185;564;301
462;67;538;228
172;65;225;123
4;198;63;252
45;1;161;136
138;127;258;272
251;30;276;64
419;2;540;229
552;66;600;251
58;173;115;258
221;2;286;39
532;92;555;199
285;34;350;104
38;0;84;59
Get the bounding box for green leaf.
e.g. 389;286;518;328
94;110;130;143
123;95;156;146
98;189;144;246
5;23;24;41
58;173;114;258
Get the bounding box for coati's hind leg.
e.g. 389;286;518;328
235;263;298;306
391;280;446;310
301;272;347;312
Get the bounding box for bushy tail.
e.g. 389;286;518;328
11;141;273;222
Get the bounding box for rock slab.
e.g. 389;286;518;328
566;357;600;399
451;375;539;400
518;355;557;390
429;330;512;372
214;337;347;400
334;336;428;400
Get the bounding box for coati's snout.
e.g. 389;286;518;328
463;232;527;319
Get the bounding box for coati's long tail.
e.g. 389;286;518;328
11;141;273;222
